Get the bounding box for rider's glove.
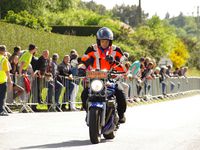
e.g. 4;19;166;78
105;55;114;64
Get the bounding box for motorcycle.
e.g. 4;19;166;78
84;69;125;144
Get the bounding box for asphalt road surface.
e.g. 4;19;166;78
1;94;200;150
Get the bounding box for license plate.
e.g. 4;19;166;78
86;71;107;79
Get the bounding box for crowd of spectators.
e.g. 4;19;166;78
1;43;189;115
127;56;188;102
3;44;82;113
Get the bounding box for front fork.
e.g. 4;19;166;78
86;102;106;127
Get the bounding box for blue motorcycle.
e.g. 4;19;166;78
85;70;124;144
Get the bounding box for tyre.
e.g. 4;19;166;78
89;108;102;144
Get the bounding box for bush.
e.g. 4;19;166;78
4;10;52;32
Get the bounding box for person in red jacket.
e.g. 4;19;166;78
79;27;127;123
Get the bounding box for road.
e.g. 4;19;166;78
1;94;200;150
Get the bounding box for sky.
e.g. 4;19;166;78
83;0;200;19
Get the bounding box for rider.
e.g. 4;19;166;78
79;27;127;123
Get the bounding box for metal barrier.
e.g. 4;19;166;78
5;75;81;112
128;77;200;98
5;75;200;113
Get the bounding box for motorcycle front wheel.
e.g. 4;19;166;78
89;107;102;144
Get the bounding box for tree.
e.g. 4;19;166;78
131;16;177;61
169;12;186;28
169;39;189;68
0;0;81;17
79;1;107;15
0;0;27;18
111;4;148;27
0;0;48;17
56;0;80;11
165;12;170;19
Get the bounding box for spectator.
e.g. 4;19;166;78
160;66;168;96
58;55;76;111
182;67;188;77
9;54;24;101
9;46;22;63
0;45;13;116
123;61;131;100
31;51;38;72
129;58;145;99
173;67;180;77
178;66;188;77
141;61;154;96
69;49;80;105
70;49;79;76
50;53;63;109
154;66;161;77
35;50;54;107
166;64;176;92
18;44;37;75
4;51;11;59
18;44;37;104
129;57;145;79
144;57;151;68
134;63;145;100
166;64;173;77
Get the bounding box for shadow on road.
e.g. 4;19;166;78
19;139;107;149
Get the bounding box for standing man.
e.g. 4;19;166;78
0;45;13;116
35;50;53;105
51;53;63;108
18;44;37;76
58;55;76;111
18;44;37;105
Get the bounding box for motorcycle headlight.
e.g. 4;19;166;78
91;80;104;93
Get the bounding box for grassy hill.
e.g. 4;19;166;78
0;21;95;59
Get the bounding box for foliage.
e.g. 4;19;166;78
169;15;198;37
1;0;199;70
45;9;105;26
0;21;95;60
79;1;108;15
167;14;200;69
130;16;178;61
0;0;47;17
111;4;148;27
187;68;200;77
0;0;81;17
183;38;200;69
169;39;190;68
4;10;51;32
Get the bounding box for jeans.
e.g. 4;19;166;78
0;83;7;112
144;80;151;95
54;80;63;104
161;82;166;95
64;79;75;103
47;81;54;104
